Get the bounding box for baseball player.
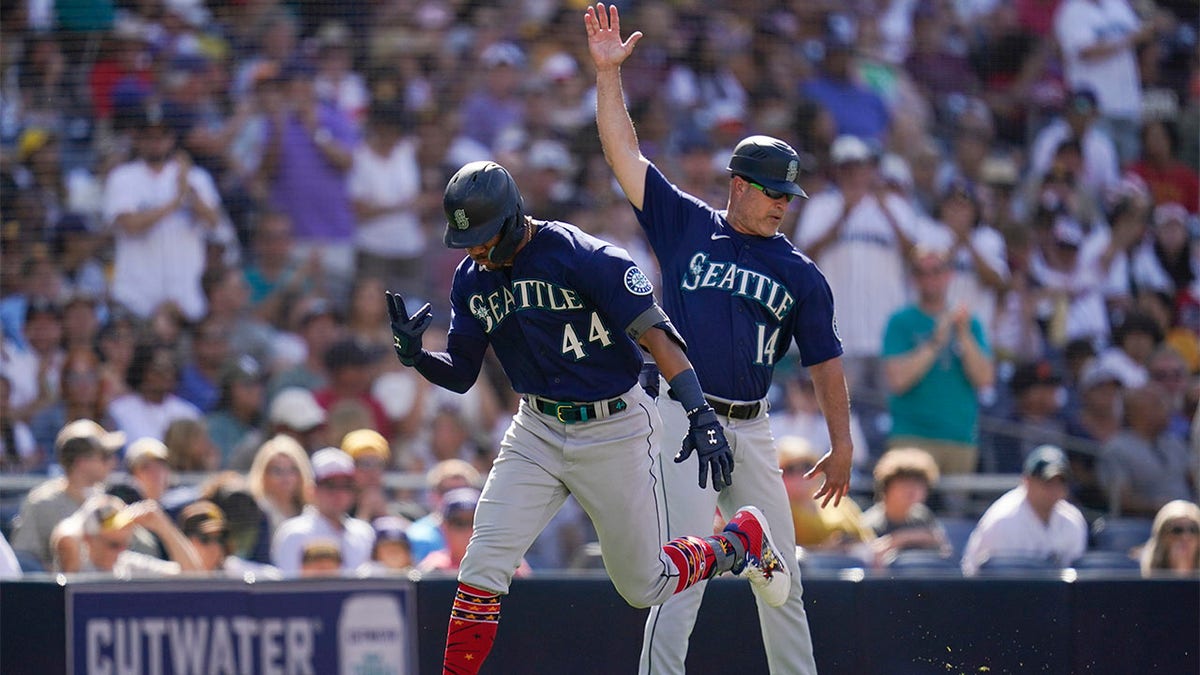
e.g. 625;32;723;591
586;4;854;674
386;160;790;675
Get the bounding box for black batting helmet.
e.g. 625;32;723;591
443;161;527;264
727;135;808;199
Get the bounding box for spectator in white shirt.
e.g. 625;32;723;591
101;105;225;322
1054;0;1155;162
348;101;426;298
271;447;375;576
961;445;1088;575
795;135;920;398
107;341;202;442
1029;89;1120;204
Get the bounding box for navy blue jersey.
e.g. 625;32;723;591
447;220;657;401
634;165;842;400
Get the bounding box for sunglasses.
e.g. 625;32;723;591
445;517;474;530
194;532;228;546
744;179;795;203
1167;523;1200;536
267;465;299;477
318;480;356;492
782;463;815;476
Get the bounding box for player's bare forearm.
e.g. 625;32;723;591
638;327;691;382
807;357;853;507
587;2;649;209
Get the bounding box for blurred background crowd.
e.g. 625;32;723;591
0;0;1197;580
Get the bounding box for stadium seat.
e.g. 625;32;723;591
976;554;1060;576
1070;550;1140;571
797;550;866;572
885;549;961;575
938;516;977;562
1090;517;1153;554
14;549;44;573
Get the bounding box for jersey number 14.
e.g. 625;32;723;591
755;324;780;366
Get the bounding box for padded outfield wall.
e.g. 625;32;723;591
0;574;1196;674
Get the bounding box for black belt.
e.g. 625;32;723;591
704;396;763;420
529;396;628;424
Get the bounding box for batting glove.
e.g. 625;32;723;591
386;291;432;367
676;405;734;491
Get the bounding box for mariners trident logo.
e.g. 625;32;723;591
786;159;798;183
453;209;470;230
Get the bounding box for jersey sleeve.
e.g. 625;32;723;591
633;164;715;257
574;244;659;334
791;266;844;366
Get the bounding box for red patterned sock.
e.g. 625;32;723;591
443;583;501;675
662;535;719;594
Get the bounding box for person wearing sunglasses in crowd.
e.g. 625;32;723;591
178;499;280;578
1141;499;1200;577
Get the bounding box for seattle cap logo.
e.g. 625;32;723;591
786;160;798;183
453;209;470;230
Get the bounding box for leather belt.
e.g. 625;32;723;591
527;396;628;424
704;396;764;420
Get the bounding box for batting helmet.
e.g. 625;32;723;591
443;161;527;264
727;135;808;199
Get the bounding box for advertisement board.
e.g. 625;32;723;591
66;579;415;675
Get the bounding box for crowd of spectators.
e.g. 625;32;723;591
1;0;1198;579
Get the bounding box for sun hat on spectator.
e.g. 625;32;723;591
17;127;54;162
179;500;229;538
1153;202;1188;229
440;487;482;520
125;437;169;470
372;516;411;545
301;539;342;564
830;135;874;165
879;153;913;191
480;42;525;69
1079;361;1124;390
56;419;125;456
268;388;326;432
311;448;356;483
341;429;390;464
220;354;264;388
1023;445;1070;481
81;495;135;535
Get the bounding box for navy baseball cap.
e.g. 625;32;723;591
727;135;808;198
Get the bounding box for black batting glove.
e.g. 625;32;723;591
675;405;734;492
386;291;432;367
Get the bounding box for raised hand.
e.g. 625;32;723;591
585;2;642;71
386;290;432;366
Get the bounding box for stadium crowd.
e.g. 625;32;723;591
0;0;1197;580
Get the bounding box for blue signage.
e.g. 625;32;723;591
67;579;415;675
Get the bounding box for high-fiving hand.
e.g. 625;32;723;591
386;291;432;367
584;3;642;71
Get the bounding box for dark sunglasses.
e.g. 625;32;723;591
445;516;474;529
1167;523;1200;536
195;532;228;545
782;463;815;476
319;480;356;492
743;178;795;203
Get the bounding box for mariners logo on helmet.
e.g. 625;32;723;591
624;267;653;296
786;160;799;183
453;209;470;230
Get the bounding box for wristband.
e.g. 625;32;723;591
667;369;707;415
